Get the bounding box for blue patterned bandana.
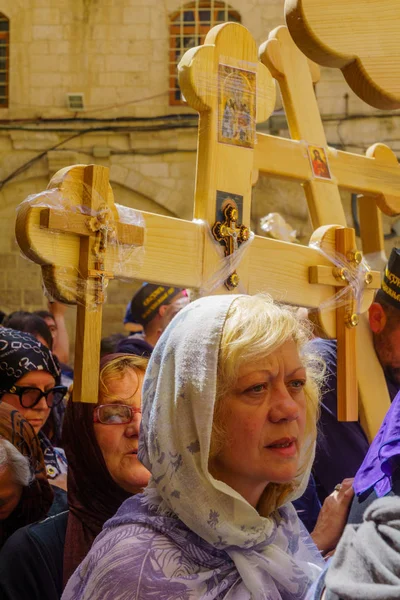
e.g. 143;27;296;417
0;327;60;394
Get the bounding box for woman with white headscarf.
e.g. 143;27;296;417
62;294;326;600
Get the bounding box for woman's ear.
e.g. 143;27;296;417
368;302;387;334
159;304;169;318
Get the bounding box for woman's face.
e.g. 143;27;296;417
0;466;23;520
1;370;56;434
209;339;307;507
94;369;150;494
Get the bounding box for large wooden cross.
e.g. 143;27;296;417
15;13;400;441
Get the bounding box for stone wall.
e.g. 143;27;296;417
0;0;399;360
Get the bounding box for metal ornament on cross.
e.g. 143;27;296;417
212;203;250;290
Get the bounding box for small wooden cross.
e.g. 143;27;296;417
16;164;144;404
212;203;250;290
178;22;276;293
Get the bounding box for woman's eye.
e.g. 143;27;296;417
288;379;306;391
247;383;268;394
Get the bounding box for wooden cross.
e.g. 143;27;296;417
254;23;400;436
15;18;399;440
15;164;144;404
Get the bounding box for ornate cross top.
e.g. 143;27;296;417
177;23;384;426
212;203;250;289
179;23;276;292
16;164;144;404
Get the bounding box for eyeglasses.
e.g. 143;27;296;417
7;385;68;409
93;404;141;425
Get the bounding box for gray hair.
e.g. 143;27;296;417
0;439;33;487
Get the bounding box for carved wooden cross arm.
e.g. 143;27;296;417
15;164;145;403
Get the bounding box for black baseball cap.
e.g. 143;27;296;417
130;283;184;326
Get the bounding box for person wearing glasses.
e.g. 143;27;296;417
2;312;68;447
0;327;68;487
0;352;150;600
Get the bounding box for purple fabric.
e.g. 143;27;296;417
62;493;323;600
354;391;400;498
115;335;153;358
309;338;399;500
310;339;370;499
293;474;321;533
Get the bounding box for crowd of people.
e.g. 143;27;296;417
0;256;400;599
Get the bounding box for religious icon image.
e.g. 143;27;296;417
218;64;256;149
215;189;243;225
308;145;332;180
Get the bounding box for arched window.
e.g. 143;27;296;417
0;13;9;108
169;1;241;106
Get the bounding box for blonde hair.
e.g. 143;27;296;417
99;355;148;398
210;294;323;515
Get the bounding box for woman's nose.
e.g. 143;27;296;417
268;386;300;423
34;396;49;411
124;413;141;437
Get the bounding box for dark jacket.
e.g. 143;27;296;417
0;511;68;600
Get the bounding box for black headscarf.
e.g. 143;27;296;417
0;327;60;394
62;354;140;586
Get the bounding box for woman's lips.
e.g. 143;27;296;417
265;437;297;458
28;419;44;428
266;442;297;457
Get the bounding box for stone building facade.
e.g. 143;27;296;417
0;0;399;348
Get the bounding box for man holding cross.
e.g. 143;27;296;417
311;248;400;502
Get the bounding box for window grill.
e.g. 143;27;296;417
0;13;9;109
169;1;241;106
